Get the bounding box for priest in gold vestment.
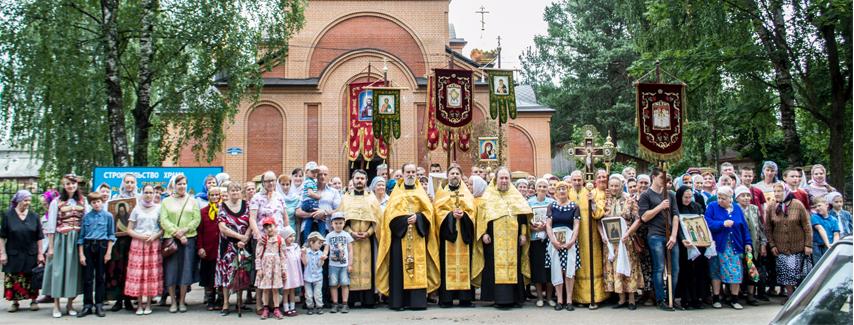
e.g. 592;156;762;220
568;170;608;308
376;163;439;310
472;168;532;308
433;165;477;307
341;169;381;308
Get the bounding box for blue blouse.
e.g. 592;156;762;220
704;201;752;254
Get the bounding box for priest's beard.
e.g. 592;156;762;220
404;176;416;186
498;184;509;192
449;178;460;187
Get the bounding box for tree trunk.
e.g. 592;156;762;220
101;0;130;166
132;0;157;166
818;20;851;194
751;1;803;167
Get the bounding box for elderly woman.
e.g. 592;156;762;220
370;176;389;212
248;171;287;314
675;186;709;310
705;186;752;310
545;181;581;311
734;185;766;306
604;176;642;310
515;179;530;199
765;182;812;301
528;178;556;307
1;190;44;312
636;174;651;194
217;182;252;315
159;174;202;313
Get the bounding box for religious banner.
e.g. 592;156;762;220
348;81;388;162
636;82;686;161
372;87;402;143
432;68;473;151
486;69;517;123
426;75;440;151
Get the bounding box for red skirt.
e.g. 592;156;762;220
124;238;163;297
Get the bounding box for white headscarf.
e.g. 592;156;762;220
470;176;487;198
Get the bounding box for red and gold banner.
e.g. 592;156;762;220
426;75;440;151
429;68;473;152
435;69;473;128
348;81;387;161
636;82;686;161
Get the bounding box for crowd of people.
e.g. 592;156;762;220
0;160;849;319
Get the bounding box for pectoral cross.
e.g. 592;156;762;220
404;192;416;278
450;190;461;209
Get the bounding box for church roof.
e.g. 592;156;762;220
515;85;554;113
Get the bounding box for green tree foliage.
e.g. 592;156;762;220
521;0;639;155
0;0;307;179
522;0;851;195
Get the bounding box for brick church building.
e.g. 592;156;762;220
170;0;554;181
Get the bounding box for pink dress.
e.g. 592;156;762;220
254;235;286;289
283;243;304;289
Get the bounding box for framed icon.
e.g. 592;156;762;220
478;137;498;162
357;90;373;121
601;217;623;245
108;198;136;233
377;94;396;115
493;75;510;95
679;213;712;247
532;206;548;226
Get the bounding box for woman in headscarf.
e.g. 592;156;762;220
705;186;752;310
604;176;642;310
369;176;389;212
124;184;163;315
160;174;202;313
195;175;218;208
1;190;44;312
675;186;710;310
765;182;811;302
277;174;298;233
804;164;835;199
284;168;304;237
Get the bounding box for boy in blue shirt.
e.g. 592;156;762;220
810;196;839;264
77;192;116;317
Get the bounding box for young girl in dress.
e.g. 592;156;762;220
281;226;303;316
124;184;163;315
255;218;286;320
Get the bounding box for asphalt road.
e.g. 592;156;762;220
0;285;782;325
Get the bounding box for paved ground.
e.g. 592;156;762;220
0;285;782;324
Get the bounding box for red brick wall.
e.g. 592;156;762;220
246;105;283;179
509;125;535;174
176;139;223;167
309;16;425;77
306;104;319;162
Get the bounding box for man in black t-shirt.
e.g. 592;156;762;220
637;168;680;311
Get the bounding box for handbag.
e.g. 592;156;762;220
161;197;191;257
31;265;45;290
798;254;814;282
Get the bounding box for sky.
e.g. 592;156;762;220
448;0;553;70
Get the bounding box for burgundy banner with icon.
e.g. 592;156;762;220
348;81;387;161
636;82;686;161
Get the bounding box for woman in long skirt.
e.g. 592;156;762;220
124;184;163;315
0;190;44;312
159;174;202;313
42;174;86;318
